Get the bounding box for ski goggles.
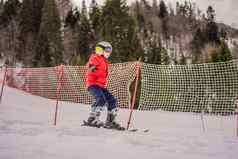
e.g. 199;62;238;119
96;45;112;53
104;46;112;53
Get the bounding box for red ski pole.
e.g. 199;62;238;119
127;62;141;130
54;65;64;126
0;65;8;104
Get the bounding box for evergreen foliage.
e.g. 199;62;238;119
65;9;78;29
76;6;91;65
210;40;232;63
0;0;4;14
0;0;21;26
18;0;45;66
34;0;63;67
89;0;101;41
205;6;220;44
218;40;232;62
0;0;237;67
100;0;140;62
191;28;206;63
158;0;169;39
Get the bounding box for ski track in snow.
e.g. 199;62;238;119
0;87;238;159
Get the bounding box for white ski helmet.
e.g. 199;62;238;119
95;41;113;56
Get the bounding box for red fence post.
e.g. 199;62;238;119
54;65;64;126
0;65;8;104
127;61;141;130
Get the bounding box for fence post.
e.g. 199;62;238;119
236;97;238;137
200;110;206;132
127;61;141;130
54;65;64;126
0;65;8;104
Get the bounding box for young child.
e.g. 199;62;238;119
84;41;124;130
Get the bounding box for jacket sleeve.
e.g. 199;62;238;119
88;56;100;73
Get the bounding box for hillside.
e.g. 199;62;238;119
0;0;238;66
217;23;238;38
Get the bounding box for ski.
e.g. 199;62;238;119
128;128;149;133
81;120;149;133
82;120;126;131
81;120;104;128
103;125;126;131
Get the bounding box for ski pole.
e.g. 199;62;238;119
127;61;141;130
0;65;8;104
54;65;64;126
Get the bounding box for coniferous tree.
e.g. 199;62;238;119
75;1;91;65
89;0;101;41
149;39;161;64
205;6;220;44
179;54;186;65
0;0;21;26
81;0;87;16
182;1;189;17
34;0;63;67
64;8;80;65
210;40;232;63
134;0;145;31
0;0;4;14
206;21;219;44
18;0;45;66
0;0;21;66
158;0;168;18
206;6;215;22
32;0;45;33
220;28;227;40
158;0;169;40
160;47;169;64
18;0;34;64
219;40;232;62
100;0;140;62
65;9;78;29
232;43;238;59
191;28;206;63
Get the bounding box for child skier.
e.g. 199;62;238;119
84;41;125;130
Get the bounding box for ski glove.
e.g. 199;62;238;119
89;64;97;72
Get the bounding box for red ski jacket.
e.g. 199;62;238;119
86;53;109;89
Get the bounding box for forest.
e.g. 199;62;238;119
0;0;238;67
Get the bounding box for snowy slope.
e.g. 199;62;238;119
0;86;238;159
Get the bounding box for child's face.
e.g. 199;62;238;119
104;51;112;59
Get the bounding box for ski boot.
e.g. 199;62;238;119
104;108;125;131
83;111;104;128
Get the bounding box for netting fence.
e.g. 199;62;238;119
1;60;238;114
1;62;137;109
139;60;238;115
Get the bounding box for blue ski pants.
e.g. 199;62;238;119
88;85;117;112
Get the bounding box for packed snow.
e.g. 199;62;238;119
0;86;238;159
